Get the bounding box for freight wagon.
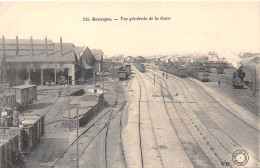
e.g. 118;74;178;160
125;64;131;74
19;113;45;152
197;72;210;82
134;61;145;73
216;66;224;74
13;85;37;105
118;71;128;80
0;94;16;107
62;93;104;127
205;66;212;73
172;68;187;78
0;134;19;168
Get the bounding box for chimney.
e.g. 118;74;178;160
2;36;5;57
45;36;48;56
16;36;18;56
60;37;63;56
30;36;33;56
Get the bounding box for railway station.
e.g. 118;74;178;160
0;2;259;168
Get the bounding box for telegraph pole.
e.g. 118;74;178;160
2;36;6;103
154;74;155;85
76;105;79;168
68;79;71;130
102;54;105;95
93;72;95;85
254;65;257;96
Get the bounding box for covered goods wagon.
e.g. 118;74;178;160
13;85;37;105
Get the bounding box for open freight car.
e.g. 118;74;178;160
19;113;45;152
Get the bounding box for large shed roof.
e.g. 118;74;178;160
0;39;77;64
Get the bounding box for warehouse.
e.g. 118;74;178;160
0;36;85;86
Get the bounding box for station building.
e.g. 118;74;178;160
0;36;85;86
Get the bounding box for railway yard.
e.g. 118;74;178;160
1;2;260;168
0;59;259;168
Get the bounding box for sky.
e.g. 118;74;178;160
0;1;260;63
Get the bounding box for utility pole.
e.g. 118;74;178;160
2;36;6;102
254;65;257;96
76;105;79;168
102;54;105;95
68;80;71;130
93;72;95;85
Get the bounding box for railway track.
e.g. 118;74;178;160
149;68;259;167
51;81;126;168
105;98;115;168
164;74;236;167
136;71;144;168
78;86;126;168
185;78;259;132
208;73;259;115
135;68;164;168
104;82;127;168
149;64;259;116
44;85;87;134
119;112;127;168
183;78;260;163
39;87;83;128
144;69;219;167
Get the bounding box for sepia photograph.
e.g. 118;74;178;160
0;1;259;168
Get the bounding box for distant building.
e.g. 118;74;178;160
137;56;146;63
208;51;219;61
91;49;103;76
77;46;97;78
0;36;84;86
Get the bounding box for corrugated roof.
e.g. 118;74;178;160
91;49;103;61
0;39;76;63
